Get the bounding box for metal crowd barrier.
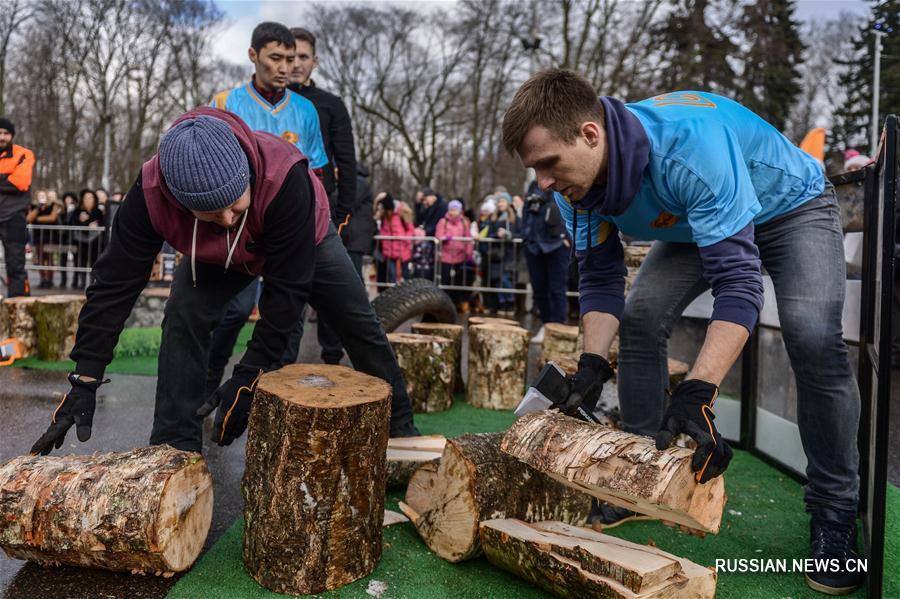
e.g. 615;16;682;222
0;224;108;290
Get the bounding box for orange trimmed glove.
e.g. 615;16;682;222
654;379;733;483
196;364;263;446
30;374;109;455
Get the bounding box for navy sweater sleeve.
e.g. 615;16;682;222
577;220;627;319
239;163;316;369
697;221;763;332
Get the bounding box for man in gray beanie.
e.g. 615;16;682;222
30;107;418;455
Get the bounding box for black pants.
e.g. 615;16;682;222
302;250;364;365
0;213;27;296
205;229;416;438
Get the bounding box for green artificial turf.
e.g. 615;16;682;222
167;396;900;599
13;325;257;376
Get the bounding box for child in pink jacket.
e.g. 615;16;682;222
436;199;474;309
377;194;414;282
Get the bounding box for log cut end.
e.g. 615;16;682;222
258;364;392;409
156;459;214;571
386;435;446;489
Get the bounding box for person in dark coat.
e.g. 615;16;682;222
342;163;377;276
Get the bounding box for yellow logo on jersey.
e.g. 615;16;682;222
651;93;716;108
281;131;299;144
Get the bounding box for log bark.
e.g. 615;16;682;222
0;446;212;575
411;322;464;392
501;412;726;534
33;295;86;361
467;316;519;327
3;297;39;356
402;432;591;562
243;364;391;595
467;323;530;410
0;295;7;339
387;333;454;413
386;435;446;489
480;519;716;599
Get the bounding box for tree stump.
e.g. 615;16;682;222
467;324;530;410
623;244;652;268
386;434;446;489
467;316;518;327
3;297;39;356
243;364;391;595
411;322;464;392
0;446;212;575
33;295;86;361
399;433;591;562
501;412;726;534
541;323;581;356
480;520;716;599
387;333;454;413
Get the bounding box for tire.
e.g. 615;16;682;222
372;278;458;333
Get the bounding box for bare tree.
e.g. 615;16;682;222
0;0;34;115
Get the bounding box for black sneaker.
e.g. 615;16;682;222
587;499;653;531
805;513;864;595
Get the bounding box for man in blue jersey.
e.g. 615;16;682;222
204;22;418;438
503;69;861;595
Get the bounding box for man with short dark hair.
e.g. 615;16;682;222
503;69;862;595
0;117;35;297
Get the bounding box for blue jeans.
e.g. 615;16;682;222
617;187;860;517
526;246;569;324
206;227;416;436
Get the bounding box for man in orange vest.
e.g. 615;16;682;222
0;117;35;297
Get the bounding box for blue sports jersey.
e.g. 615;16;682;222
556;91;824;250
211;84;328;169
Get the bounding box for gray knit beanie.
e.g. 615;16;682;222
159;115;250;212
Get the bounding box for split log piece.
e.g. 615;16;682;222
467;323;530;410
501;412;726;534
386;435;446;489
33;295;86;361
243;364;391;595
0;446;212;574
404;432;591;562
3;296;39;356
387;333;454;413
411;322;464;392
480;519;716;599
383;510;409;527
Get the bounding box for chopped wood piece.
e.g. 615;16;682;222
387;333;454;413
0;446;212;574
501;412;726;534
33;295;86;361
480;519;716;599
243;365;391;595
383;510;409;527
385;435;446;489
411;322;464;392
467;323;530;410
406;432;591;562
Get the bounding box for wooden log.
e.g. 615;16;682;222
480;519;716;599
542;323;581;356
501;412;726;534
386;435;446;489
0;295;6;339
668;359;690;388
33;294;86;361
0;446;212;575
3;296;39;356
467;323;530;410
411;322;464;392
402;432;591;562
387;333;454;413
623;245;652;268
243;364;391;595
467;316;518;327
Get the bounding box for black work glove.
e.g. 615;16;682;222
559;353;614;423
654;379;733;484
30;374;108;455
196;364;263;446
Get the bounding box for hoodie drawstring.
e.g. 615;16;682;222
190;210;249;288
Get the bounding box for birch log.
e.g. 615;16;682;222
411;322;464;392
387;333;454;413
480;519;716;599
0;446;212;575
467;316;519;327
3;297;39;356
400;432;591;562
501;412;726;534
33;295;86;361
386;435;446;489
243;364;391;595
467;324;530;409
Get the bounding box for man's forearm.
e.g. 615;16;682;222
688;320;749;385
582;311;620;359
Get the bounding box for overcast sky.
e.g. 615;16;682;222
212;0;871;66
